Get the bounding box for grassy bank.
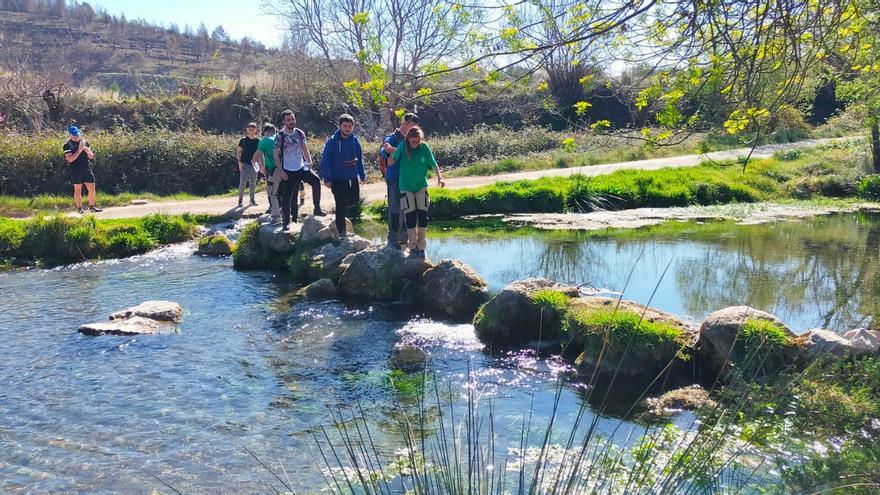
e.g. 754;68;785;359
0;213;207;265
418;140;871;220
0;191;215;217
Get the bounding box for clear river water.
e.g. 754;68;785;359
2;212;878;494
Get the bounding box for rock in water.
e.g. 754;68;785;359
645;385;715;415
390;345;426;372
196;234;233;256
843;328;880;354
79;316;177;336
697;306;795;379
300;215;354;244
473;278;579;345
306;235;371;282
338;247;432;301
299;278;337;300
419;259;488;321
109;300;182;322
257;223;297;253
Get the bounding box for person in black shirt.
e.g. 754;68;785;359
236;122;260;208
62;125;102;214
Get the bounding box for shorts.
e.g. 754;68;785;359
71;168;96;185
400;188;429;214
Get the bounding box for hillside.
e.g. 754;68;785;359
0;1;275;92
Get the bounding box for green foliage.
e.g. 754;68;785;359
858;174;880;200
0;220;25;259
231;221;266;270
141;214;195;244
731;318;794;378
386;369;426;401
101;227;157;258
531;289;572;313
567;308;687;370
197;234;234;255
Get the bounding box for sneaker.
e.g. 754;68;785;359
89;206;103;213
237;202;243;208
249;201;258;207
270;216;282;225
407;249;419;259
313;209;327;217
77;207;84;214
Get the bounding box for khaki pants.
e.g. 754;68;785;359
267;169;281;219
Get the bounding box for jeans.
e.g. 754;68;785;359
278;168;321;226
238;163;258;204
386;178;407;243
331;179;360;235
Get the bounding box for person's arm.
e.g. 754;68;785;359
356;138;366;182
321;138;333;186
236;140;244;172
82;141;95;159
427;145;444;188
254;149;266;175
302;139;313;166
64;144;84;164
385;142;399;166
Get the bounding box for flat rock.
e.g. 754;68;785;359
109;300;182;323
646;385;715;415
196;234;233;256
390;345;426;372
338;247;432;301
300;215;354;244
257;223;297;253
419;259;488;321
843;328;880;354
79;316;177;336
569;297;697;346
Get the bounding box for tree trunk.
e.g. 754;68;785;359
872;120;880;173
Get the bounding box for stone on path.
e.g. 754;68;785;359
307;235;371;281
257;223;298;253
842;328;880;354
697;306;794;378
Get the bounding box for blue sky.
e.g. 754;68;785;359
95;0;286;47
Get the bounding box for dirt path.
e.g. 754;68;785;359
88;137;844;220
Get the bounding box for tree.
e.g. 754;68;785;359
166;34;181;67
211;25;230;44
196;22;210;60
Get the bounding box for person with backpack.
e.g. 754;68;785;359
62;125;102;214
236;122;260;208
383;126;445;258
321;114;365;237
274;109;325;230
254;123;281;224
379;112;420;249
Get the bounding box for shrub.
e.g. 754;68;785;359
0;220;26;259
19;214;96;263
858;174;880;200
141;214;195;244
102;229;156;258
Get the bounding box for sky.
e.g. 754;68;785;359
94;0;286;48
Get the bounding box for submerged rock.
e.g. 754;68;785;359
300;215;353;244
79;316;178;336
390;345;426;372
419;259;488;321
338;247;432;301
80;300;182;336
109;300;182;322
473;278;579;345
843;328;880;354
697;306;796;379
306;235;372;281
645;385;716;415
196;234;233;256
299;278;337;301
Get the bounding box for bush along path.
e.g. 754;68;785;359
53;137;849;220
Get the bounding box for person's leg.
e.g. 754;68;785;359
330;181;348;235
238;168;247;206
299;182;306;206
401;191;418;251
85;182;97;208
268;171;281;221
347;179;360;219
248;166;258;205
304;170;323;214
416;210;428;253
386;179;401;245
278;176;294;227
73;183;83;210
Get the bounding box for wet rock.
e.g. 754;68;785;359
390;345;426;372
473;278;579;345
843;328;880;354
299;278;337;301
109;300;182;322
645;385;715;415
196;234;233;256
338;247;432;301
79;316;178;336
697;306;795;379
300;215;354;244
306;235;372;281
257;223;297;253
419;259;489;321
800;329;854;358
568;297;696;378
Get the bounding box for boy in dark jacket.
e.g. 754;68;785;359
321;114;366;236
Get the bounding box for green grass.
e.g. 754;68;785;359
0;191;229;216
730;318;795;378
0;213;200;265
531;288;573;313
197;234;234;255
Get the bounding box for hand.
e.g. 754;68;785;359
383;142;395;155
438;178;446;188
279;170;288;181
238;163;243;173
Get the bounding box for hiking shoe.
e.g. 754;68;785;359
249;201;258;207
89;206;103;213
407;249;419;259
237;202;243;208
77;207;84;214
313;209;327;217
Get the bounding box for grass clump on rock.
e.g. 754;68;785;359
732;318;797;378
197;234;234;256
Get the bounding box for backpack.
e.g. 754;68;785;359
377;151;387;177
276;128;306;170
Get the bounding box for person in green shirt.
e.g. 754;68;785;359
384;126;445;258
255;123;281;224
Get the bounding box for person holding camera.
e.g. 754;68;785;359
62;125;102;214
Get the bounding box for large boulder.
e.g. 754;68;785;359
109;300;182;322
843;328;880;354
80;300;183;336
418;259;489;321
257;223;297;253
196;234;233;256
473;278;579;345
79;316;178;336
337;246;432;301
300;215;354;244
567;297;696;378
697;306;796;379
306;235;372;281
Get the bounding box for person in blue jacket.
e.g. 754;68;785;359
321;113;366;237
380;112;420;249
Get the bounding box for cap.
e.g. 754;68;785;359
68;125;81;137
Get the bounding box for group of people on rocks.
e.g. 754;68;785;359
62;110;445;258
240;110;444;258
